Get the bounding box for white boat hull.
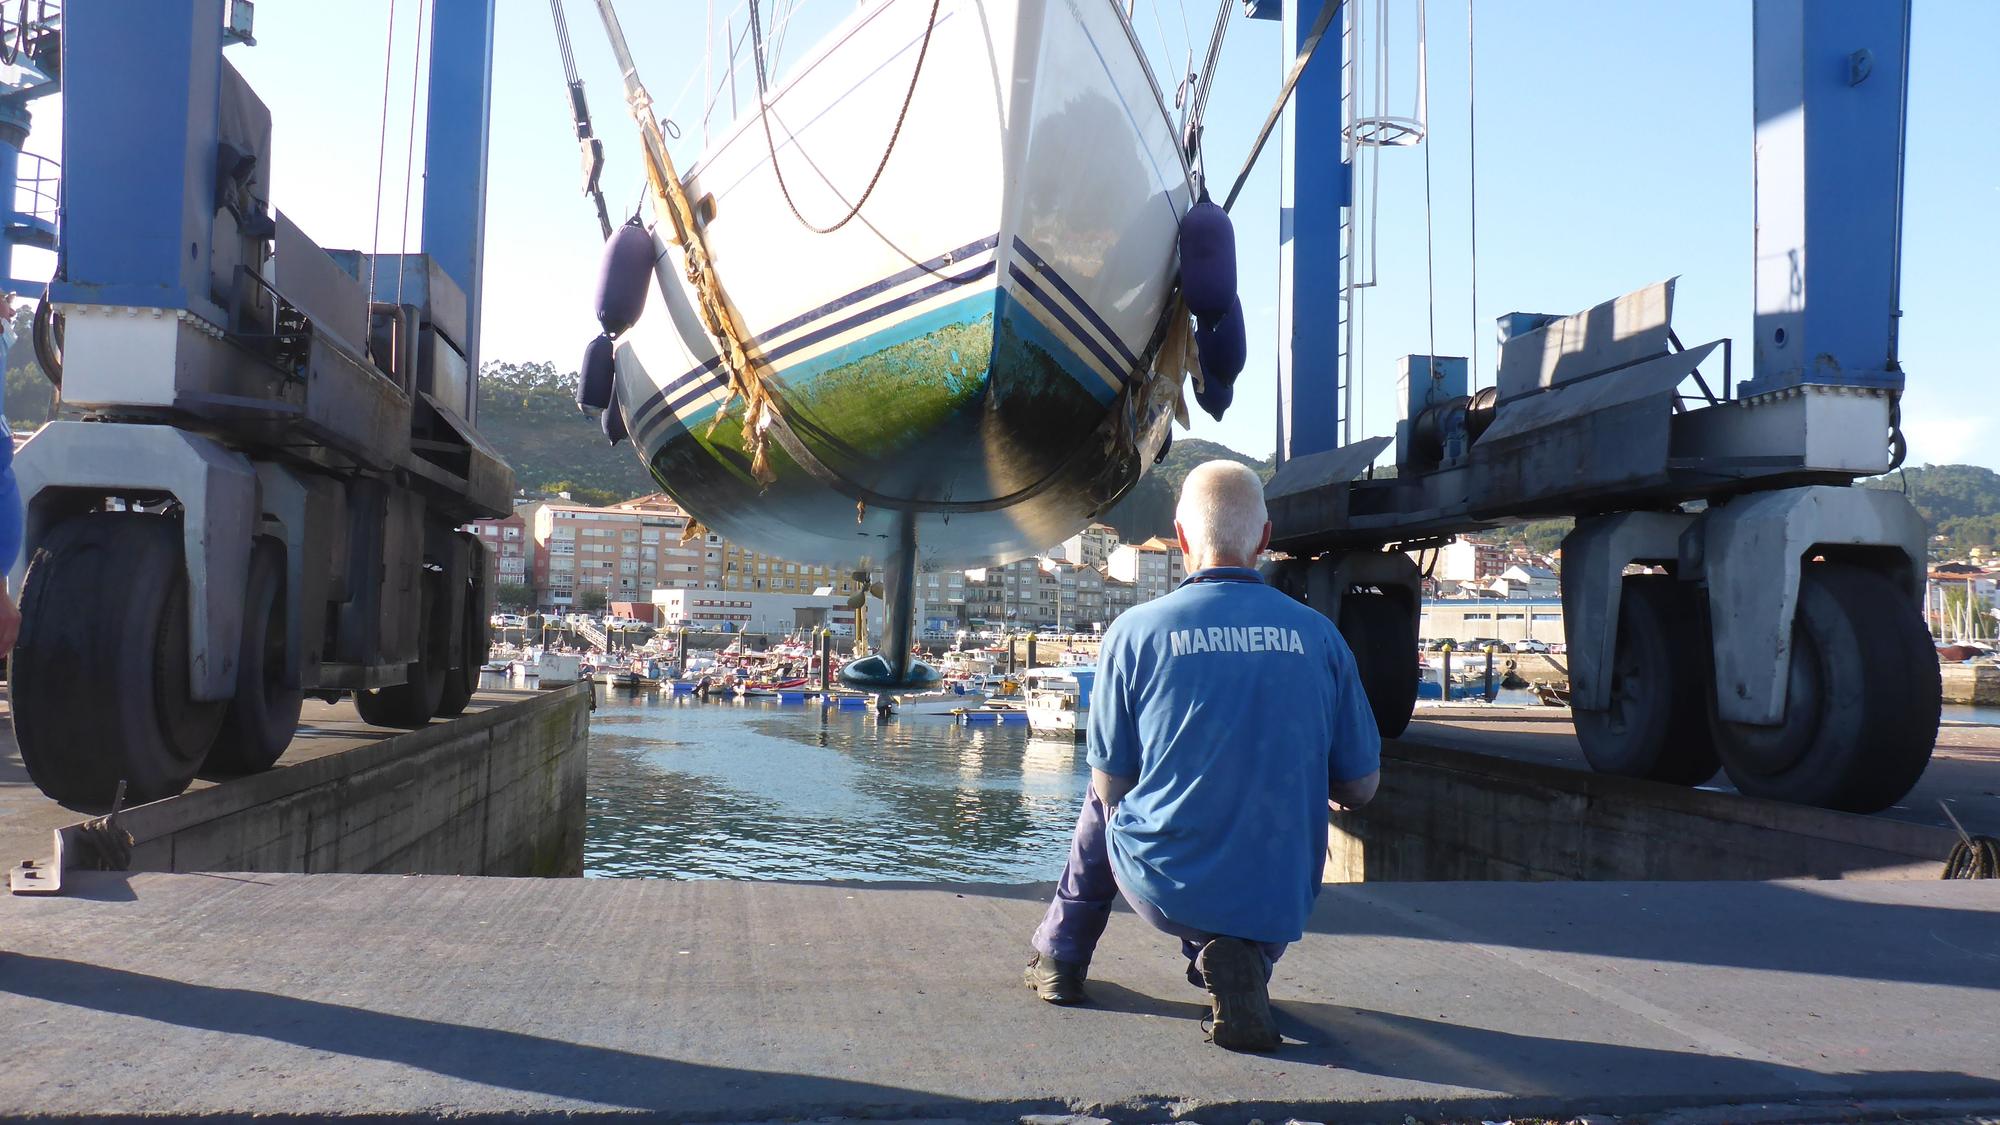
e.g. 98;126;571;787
614;0;1194;570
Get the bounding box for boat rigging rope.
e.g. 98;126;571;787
397;0;430;310
747;0;942;235
1417;0;1437;373
548;0;616;237
1219;0;1340;212
367;0;402;306
1939;802;1999;879
1465;0;1480;389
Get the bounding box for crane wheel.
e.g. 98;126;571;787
434;574;485;718
1573;575;1719;786
1709;563;1940;813
205;538;305;775
1337;591;1419;739
13;512;226;808
354;571;448;729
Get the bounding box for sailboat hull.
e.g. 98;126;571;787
613;0;1194;570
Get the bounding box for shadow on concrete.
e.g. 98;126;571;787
0;954;995;1116
1305;881;2000;992
893;879;2000;994
1277;1001;2000;1101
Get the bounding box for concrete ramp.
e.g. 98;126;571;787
2;873;1996;1121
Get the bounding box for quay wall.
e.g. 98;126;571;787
1942;663;2000;706
106;685;590;878
1327;739;1958;883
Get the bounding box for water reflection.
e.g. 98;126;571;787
586;694;1090;881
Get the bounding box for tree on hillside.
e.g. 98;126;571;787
494;582;533;610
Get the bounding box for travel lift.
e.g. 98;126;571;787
1;0;513;808
1253;0;1936;812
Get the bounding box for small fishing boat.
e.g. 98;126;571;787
1024;666;1094;738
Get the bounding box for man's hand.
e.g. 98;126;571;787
0;585;19;656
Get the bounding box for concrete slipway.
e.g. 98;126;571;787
2;873;1996;1122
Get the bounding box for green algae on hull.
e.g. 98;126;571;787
684;315;996;491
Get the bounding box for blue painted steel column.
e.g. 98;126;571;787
1744;0;1910;396
0;102;28;290
51;0;224;317
420;0;495;375
1274;0;1350;462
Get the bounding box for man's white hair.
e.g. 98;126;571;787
1175;460;1268;562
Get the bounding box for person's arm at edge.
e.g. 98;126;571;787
1085;623;1139;809
1093;768;1136;809
1326;626;1383;811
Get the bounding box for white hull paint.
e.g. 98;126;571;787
614;0;1194;570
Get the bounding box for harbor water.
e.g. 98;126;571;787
585;692;1091;880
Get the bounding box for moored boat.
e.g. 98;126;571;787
1023;666;1094;738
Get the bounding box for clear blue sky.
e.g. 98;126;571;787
18;1;1998;468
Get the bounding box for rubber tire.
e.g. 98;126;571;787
1710;563;1940;813
1573;575;1720;786
13;512;227;808
205;538;305;774
1337;591;1419;739
434;577;485;718
354;572;447;728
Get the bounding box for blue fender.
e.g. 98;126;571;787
595;223;655;336
1178;200;1236;323
577;334;616;412
1195;296;1247;387
601;395;628;445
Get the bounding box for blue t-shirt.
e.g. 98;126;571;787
1089;566;1380;944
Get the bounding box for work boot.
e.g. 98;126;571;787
1196;938;1280;1052
1022;951;1088;1005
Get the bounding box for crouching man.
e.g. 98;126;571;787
1023;461;1381;1051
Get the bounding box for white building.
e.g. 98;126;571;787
1489;564;1558;600
651;589;880;636
1106;536;1185;602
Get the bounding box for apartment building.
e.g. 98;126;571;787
1054;522;1120;569
466;510;533;602
525;494;701;609
715;540;861;598
1106;536;1186;603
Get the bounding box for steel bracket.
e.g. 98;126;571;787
1560;511;1697;713
1687;484;1927;726
9;421;257;701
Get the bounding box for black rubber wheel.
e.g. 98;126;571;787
434;575;485;718
205;538;305;774
1337;591;1419;739
13;512;227;808
354;571;447;728
1574;575;1720;786
1710;563;1940;813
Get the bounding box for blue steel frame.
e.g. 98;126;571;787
1259;0;1912;455
1744;0;1909;397
51;1;226;317
421;0;496;380
1254;0;1350;464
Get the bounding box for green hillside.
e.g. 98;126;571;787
1865;463;2000;554
1101;436;1274;541
477;360;658;504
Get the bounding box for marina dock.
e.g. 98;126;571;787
3;871;1995;1121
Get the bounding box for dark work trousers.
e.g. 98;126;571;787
1031;786;1287;972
